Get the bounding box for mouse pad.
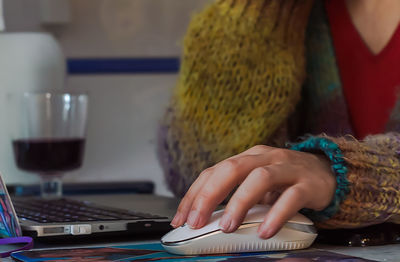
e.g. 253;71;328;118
11;242;375;261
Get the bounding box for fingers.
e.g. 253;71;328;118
170;151;253;227
171;151;270;228
219;164;296;233
170;167;212;227
172;146;297;230
186;154;274;229
257;185;307;239
171;152;270;228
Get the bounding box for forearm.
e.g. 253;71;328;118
291;133;400;228
158;0;314;197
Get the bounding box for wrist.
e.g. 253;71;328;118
315;153;337;210
289;136;349;221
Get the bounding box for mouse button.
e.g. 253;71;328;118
287;213;314;225
161;225;199;243
242;204;271;223
285;222;317;234
161;211;224;243
209;208;225;223
161;225;221;243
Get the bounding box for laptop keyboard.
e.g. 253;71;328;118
13;198;168;223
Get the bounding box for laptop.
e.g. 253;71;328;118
1;179;173;239
11;196;173;239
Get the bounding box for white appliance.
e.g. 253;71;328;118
0;2;66;184
0;0;4;31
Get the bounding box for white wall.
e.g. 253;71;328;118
60;0;210;57
1;0;210;196
65;75;177;196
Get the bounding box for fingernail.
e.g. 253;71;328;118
258;223;274;239
170;212;183;227
219;214;232;232
187;210;200;228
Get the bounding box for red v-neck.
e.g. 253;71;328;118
325;0;400;139
339;0;400;62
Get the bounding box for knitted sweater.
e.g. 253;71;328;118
157;0;400;229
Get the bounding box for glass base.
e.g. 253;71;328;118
40;175;62;199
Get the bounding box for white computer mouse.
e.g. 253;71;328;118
161;204;317;255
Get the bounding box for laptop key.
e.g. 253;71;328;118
13;198;168;224
87;214;120;220
76;217;97;222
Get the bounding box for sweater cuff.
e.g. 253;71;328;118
289;136;350;221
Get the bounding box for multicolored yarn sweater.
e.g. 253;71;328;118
157;0;400;229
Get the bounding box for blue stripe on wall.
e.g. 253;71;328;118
67;58;180;74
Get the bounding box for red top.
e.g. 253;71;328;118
325;0;400;139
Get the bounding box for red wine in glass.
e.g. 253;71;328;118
10;92;88;198
12;138;85;174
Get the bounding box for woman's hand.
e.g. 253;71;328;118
170;145;336;239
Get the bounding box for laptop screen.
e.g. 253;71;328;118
0;174;22;238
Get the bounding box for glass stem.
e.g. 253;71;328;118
40;174;63;199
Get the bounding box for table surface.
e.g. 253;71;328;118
3;194;400;261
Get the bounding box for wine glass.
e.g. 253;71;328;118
10;92;88;199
